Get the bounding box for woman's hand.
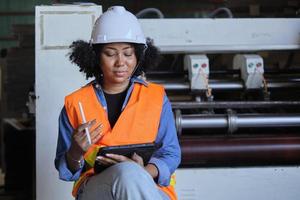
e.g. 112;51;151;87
66;119;103;172
71;119;103;154
95;153;159;179
96;153;158;179
95;152;144;168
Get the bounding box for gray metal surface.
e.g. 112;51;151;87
177;113;300;130
172;101;300;109
158;79;300;91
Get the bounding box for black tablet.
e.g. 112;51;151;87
94;142;160;173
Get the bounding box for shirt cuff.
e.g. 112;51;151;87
58;155;83;181
149;157;170;186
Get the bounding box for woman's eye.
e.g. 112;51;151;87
104;52;116;57
124;52;134;57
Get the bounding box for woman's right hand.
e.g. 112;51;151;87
71;119;103;154
66;119;103;171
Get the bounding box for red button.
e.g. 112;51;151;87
201;63;207;68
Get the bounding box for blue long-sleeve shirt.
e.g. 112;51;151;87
55;78;181;186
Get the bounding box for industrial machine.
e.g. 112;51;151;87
139;18;300;167
139;18;300;199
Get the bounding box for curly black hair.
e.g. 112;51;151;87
68;38;161;82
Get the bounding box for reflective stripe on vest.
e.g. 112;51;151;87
64;83;177;200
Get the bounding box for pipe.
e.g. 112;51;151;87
136;8;164;18
208;7;234;18
176;113;300;133
158;79;300;91
147;69;300;76
180;136;300;167
172;101;300;109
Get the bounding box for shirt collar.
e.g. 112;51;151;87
92;76;148;90
130;76;149;87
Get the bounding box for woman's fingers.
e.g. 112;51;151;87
131;153;144;166
74;120;100;140
91;124;104;144
105;154;130;162
77;119;96;133
95;153;144;169
74;129;86;141
73;119;96;142
72;119;102;152
96;156;118;166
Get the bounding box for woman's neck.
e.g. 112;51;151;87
102;81;129;94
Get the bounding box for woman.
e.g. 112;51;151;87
55;6;181;200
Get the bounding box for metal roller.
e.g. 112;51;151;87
175;111;300;134
146;69;300;76
172;101;300;109
180;136;300;167
151;78;300;91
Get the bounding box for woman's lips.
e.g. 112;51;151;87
114;71;127;77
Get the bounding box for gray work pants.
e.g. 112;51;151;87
77;161;170;200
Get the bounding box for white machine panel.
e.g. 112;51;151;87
233;54;264;89
184;54;209;90
139;18;300;53
35;5;101;200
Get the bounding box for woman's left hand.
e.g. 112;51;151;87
96;153;158;179
95;153;144;168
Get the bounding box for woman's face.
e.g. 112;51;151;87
100;43;137;86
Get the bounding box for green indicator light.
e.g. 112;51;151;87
193;63;199;68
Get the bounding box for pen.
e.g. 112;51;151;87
78;101;92;145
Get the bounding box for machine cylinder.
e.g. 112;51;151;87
180;136;300;166
178;114;300;130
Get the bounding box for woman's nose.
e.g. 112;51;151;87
116;54;125;66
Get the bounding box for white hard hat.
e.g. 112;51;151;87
90;6;146;45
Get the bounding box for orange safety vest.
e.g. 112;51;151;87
64;82;177;200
